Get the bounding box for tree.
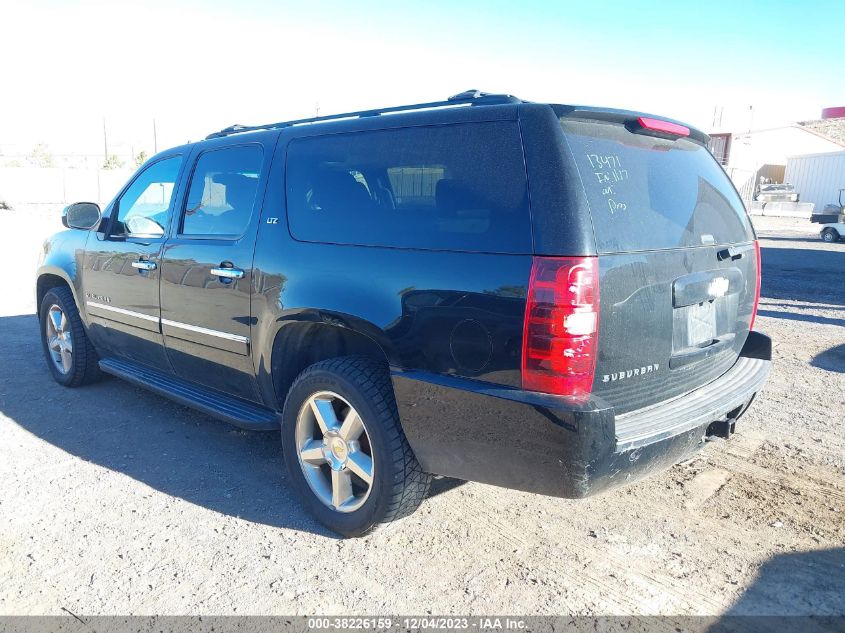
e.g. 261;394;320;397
103;154;125;170
134;150;148;168
29;143;55;168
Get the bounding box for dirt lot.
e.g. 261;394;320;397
0;211;843;617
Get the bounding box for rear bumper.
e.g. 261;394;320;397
392;331;772;499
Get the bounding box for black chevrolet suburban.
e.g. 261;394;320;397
36;91;771;536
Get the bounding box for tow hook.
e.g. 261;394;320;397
707;418;736;439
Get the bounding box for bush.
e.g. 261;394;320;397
29;143;55;168
103;155;125;170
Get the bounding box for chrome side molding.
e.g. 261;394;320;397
85;301;249;344
86;301;159;323
161;318;249;343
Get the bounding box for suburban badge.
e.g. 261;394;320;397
602;364;659;383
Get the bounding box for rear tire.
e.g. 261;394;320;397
281;356;431;537
39;286;102;387
821;228;839;243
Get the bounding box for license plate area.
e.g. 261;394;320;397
672;268;742;358
688;301;716;346
673;300;718;353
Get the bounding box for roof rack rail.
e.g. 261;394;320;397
205;89;521;139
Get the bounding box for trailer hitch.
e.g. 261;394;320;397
706;404;746;439
706;417;736;439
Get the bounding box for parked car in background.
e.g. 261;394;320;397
35;90;771;537
754;182;799;203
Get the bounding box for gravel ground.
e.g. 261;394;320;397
0;211;843;616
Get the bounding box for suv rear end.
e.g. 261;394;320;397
559;108;764;437
394;102;771;497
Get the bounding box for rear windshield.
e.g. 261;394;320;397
286;121;531;253
560;118;754;253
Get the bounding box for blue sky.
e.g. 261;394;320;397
1;0;842;157
272;0;840;89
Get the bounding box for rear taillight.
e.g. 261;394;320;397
522;256;599;400
750;240;761;330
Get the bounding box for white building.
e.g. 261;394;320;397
708;119;845;202
785;151;845;212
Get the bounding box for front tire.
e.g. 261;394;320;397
39;286;102;387
281;356;431;537
821;228;839;243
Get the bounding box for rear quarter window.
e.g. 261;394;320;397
285;121;531;253
560;119;754;253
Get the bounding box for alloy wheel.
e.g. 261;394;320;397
45;304;73;374
295;391;374;513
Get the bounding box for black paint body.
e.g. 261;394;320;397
36;100;771;498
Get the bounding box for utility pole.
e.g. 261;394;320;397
711;105;723;129
103;117;109;161
152;118;158;153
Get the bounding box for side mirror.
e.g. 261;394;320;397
63;202;102;231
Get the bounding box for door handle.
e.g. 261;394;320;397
211;267;244;279
131;260;157;271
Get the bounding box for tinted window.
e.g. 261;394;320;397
560;119;754;253
286;122;531;253
114;156;182;236
182;145;263;236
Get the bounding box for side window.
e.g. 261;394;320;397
285;121;532;253
181;145;263;237
113;156;182;237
